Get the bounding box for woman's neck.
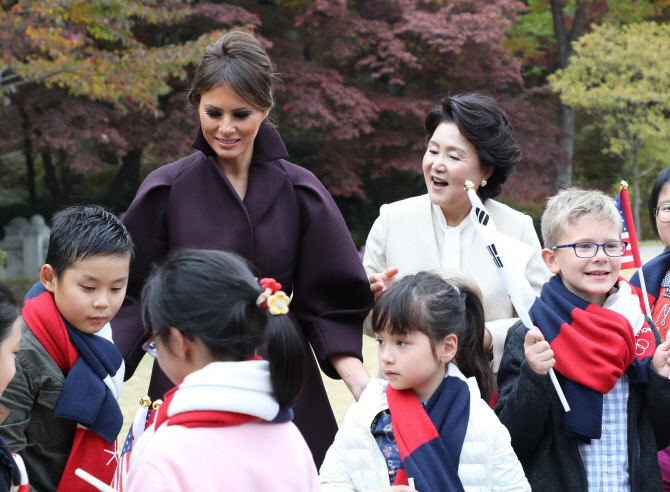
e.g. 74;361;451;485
440;202;472;228
217;152;252;200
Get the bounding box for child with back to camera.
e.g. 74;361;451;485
0;283;28;492
319;271;529;492
0;206;132;492
123;249;319;492
495;188;670;492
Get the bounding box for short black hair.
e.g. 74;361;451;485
424;93;521;200
649;168;670;238
0;282;20;344
45;205;134;279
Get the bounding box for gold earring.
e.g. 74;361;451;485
480;178;487;187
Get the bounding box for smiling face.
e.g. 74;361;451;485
376;328;455;401
656;183;670;247
0;317;21;396
41;254;130;334
542;218;622;306
422;122;492;222
198;84;269;172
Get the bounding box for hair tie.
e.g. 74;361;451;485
256;278;290;315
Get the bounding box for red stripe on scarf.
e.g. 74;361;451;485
155;385;259;430
386;387;439;458
550;304;655;394
22;291;78;373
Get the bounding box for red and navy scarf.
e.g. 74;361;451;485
631;250;670;339
23;283;124;492
387;372;470;492
529;275;655;442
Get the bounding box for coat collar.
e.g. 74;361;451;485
191;121;290;163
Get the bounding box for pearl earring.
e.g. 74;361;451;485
480;178;487;187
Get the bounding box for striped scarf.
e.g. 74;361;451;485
529;275;655;442
22;283;124;492
387;368;470;492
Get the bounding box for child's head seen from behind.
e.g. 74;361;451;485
141;249;306;409
541;188;623;306
40;206;133;334
0;282;21;396
372;271;494;402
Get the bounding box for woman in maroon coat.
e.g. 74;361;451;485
112;31;374;467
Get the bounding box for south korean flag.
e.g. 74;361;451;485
464;180;570;411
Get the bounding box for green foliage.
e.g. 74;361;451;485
549;21;670;229
549;22;670;161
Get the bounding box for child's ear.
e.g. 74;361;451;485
438;334;458;364
40;264;57;292
542;248;561;275
169;327;192;362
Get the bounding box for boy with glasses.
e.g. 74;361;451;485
495;188;670;492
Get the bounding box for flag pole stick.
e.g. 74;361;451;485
638;268;652;318
75;469;116;492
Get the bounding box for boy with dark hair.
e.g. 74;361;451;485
0;205;133;492
496;188;670;492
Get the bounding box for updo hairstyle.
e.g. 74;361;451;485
187;31;276;112
424;93;521;200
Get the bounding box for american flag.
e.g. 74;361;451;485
614;187;642;270
111;408;153;491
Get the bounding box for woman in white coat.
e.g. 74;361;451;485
363;93;549;373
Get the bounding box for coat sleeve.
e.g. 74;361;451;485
643;319;670;450
289;172;374;379
362;206;389;279
113;185;171;380
494;321;553;457
490;413;531;492
0;358;40;492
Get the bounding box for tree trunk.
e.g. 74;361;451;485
41;151;63;205
549;0;588;189
18;106;37;204
105;147;143;207
58;151;75;198
556;103;574;189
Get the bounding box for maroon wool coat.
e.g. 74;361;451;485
112;123;374;467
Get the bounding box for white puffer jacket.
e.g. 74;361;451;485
319;364;530;492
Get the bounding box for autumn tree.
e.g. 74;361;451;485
0;0;258;206
549;21;670;229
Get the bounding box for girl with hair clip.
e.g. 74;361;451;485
319;271;529;492
0;283;28;492
123;249;319;492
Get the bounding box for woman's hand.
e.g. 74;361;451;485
369;267;399;301
524;328;555;375
652;339;670;377
330;355;371;401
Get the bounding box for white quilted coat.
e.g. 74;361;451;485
319;364;530;492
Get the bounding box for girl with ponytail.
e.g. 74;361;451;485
320;271;528;492
124;249;318;492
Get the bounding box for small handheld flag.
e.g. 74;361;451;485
615;180;651;317
464;181;570;412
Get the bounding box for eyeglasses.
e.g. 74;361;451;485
655;204;670;223
552;241;628;258
142;336;157;358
